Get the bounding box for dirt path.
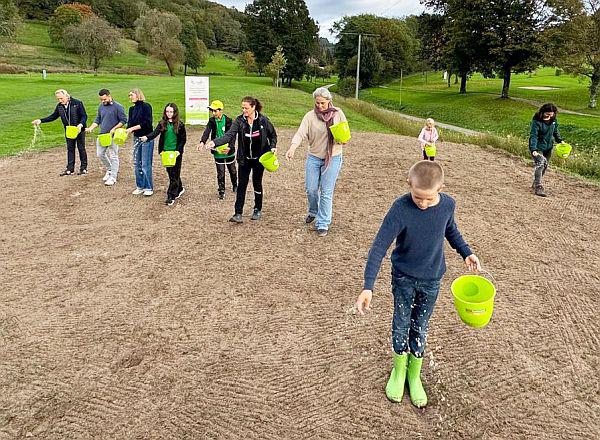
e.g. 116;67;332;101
1;129;599;439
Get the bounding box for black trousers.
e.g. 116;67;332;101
215;158;237;194
166;154;184;200
235;158;264;214
66;131;88;172
422;149;435;161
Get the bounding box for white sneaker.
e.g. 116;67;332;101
103;171;110;181
132;188;144;195
143;190;154;196
176;187;185;199
105;178;115;186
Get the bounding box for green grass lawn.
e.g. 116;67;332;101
362;68;599;155
0;73;391;156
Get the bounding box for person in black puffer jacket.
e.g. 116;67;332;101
207;96;277;223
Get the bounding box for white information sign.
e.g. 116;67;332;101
185;76;210;125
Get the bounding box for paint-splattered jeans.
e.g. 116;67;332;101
533;150;552;186
391;273;441;358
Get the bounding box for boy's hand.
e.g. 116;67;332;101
465;254;481;272
355;289;373;316
197;142;205;152
206;140;215;150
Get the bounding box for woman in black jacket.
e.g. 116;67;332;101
141;103;186;206
206;96;277;223
125;88;154;196
198;100;237;200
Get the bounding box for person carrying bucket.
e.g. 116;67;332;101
198;100;238;200
286;87;348;237
85;89;127;186
206;96;277;223
125;88;154;197
417;118;438;161
32;89;88;176
354;160;482;408
140;103;186;206
529;103;567;197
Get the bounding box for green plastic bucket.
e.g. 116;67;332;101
451;275;496;328
329;121;351;143
424;144;437;157
259;151;279;172
98;133;112;147
113;128;128;145
555;142;572;159
161;150;180;167
65;125;79;139
215;145;229;154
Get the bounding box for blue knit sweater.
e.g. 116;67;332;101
363;193;472;290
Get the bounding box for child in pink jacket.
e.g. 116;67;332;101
418;118;439;161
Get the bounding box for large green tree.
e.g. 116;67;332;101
332;15;419;85
180;21;207;75
549;0;600;108
135;9;184;76
63;15;121;73
245;0;318;86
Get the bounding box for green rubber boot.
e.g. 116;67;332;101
385;352;408;402
407;354;428;408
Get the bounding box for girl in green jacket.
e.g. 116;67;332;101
529;103;564;197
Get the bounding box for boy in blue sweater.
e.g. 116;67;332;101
355;160;481;408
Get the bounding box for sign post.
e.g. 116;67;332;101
185;76;210;125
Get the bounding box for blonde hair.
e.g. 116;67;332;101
426;118;435;127
129;88;145;101
408;161;444;189
55;89;70;98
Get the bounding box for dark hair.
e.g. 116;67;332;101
98;88;110;96
159;103;181;133
242;96;263;113
533;103;558;122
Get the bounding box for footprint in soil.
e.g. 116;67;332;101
112;348;145;371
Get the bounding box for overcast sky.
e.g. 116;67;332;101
215;0;425;41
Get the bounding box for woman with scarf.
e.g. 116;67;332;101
285;87;349;237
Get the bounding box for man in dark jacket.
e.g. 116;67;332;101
198;100;237;199
32;89;88;176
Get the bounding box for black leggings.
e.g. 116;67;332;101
235;158;264;214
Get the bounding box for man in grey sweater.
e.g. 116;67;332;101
85;89;127;186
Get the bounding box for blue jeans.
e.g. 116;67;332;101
391;273;441;358
305;154;343;230
133;137;154;190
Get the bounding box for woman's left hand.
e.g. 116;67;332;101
139;136;148;142
465;254;481;273
271;147;277;154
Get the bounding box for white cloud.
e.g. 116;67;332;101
215;0;424;41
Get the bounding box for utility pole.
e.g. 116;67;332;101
341;32;378;100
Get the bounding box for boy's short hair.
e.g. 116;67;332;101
408;161;444;189
98;88;110;96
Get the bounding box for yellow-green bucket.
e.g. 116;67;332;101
65;125;79;139
555;142;572;159
215;145;229;154
259;151;279;172
451;275;496;328
161;150;180;167
425;144;437;157
113;128;128;145
98;133;112;147
329;121;351;143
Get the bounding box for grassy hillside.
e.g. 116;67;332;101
0;73;391;156
2;21;244;76
362;68;599;156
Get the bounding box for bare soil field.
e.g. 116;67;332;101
1;129;599;439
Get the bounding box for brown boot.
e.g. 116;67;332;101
534;185;547;197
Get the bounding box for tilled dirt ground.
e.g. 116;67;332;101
1;128;599;439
